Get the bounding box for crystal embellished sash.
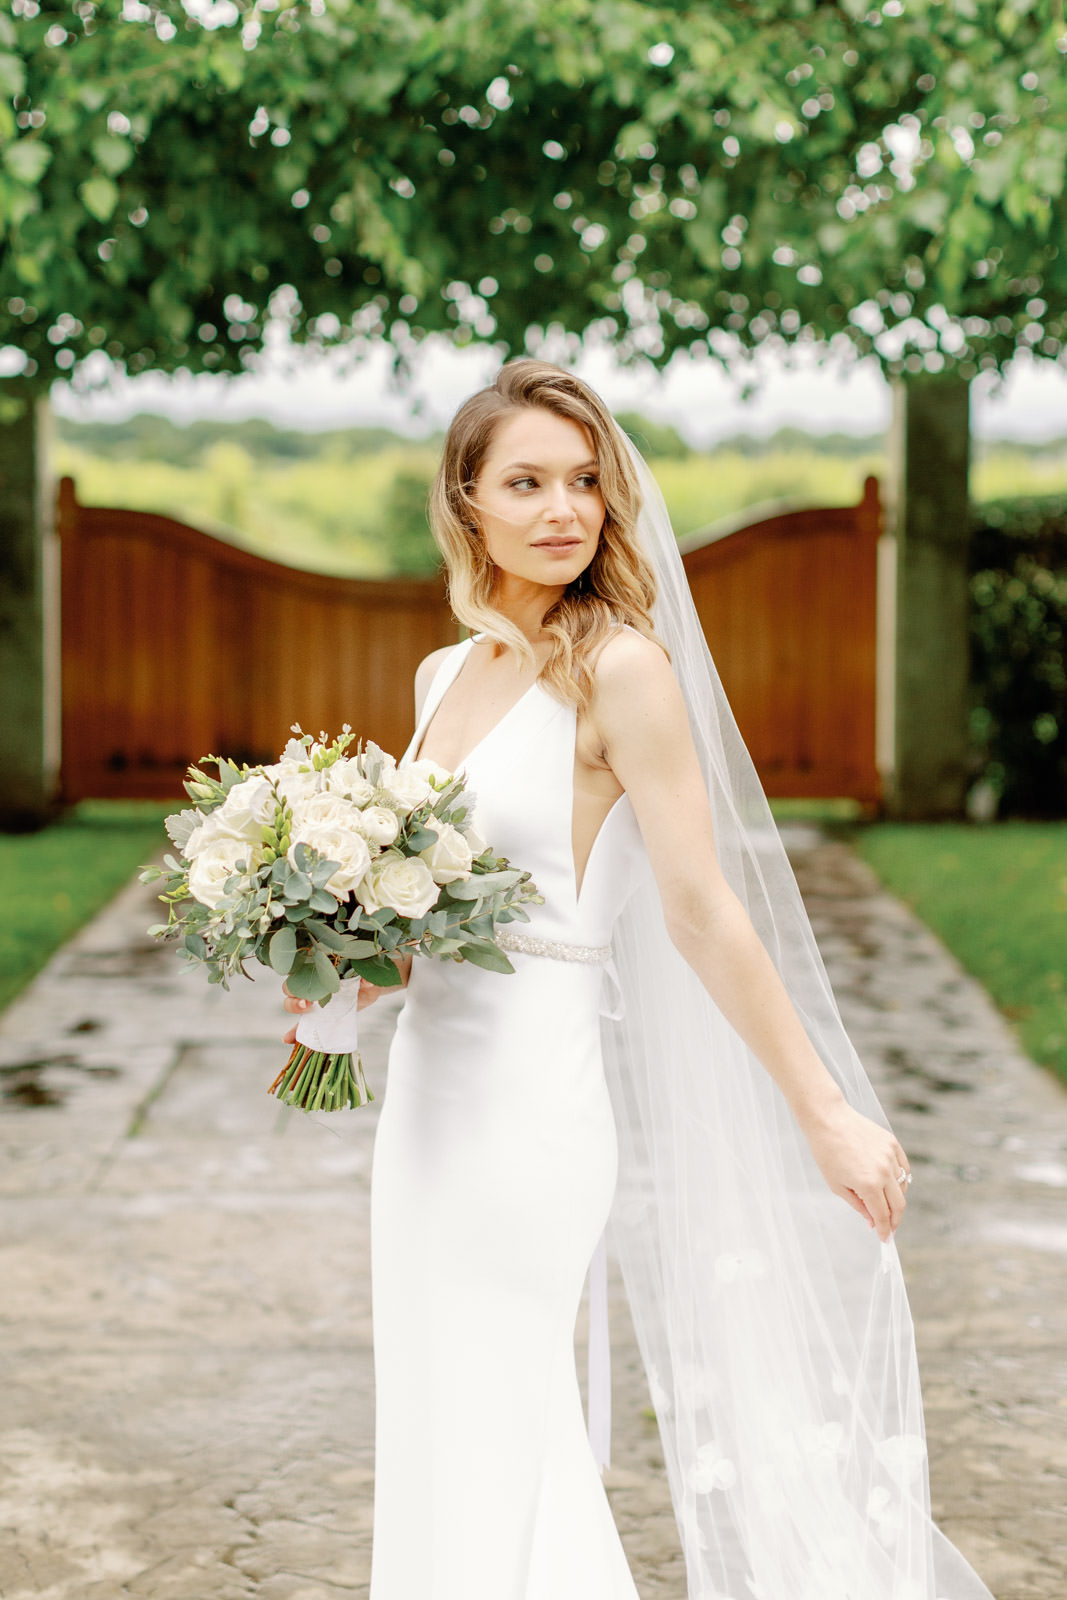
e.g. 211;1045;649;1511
494;927;613;965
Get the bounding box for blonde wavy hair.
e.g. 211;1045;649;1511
427;358;666;712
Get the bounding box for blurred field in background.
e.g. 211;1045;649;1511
54;412;1067;578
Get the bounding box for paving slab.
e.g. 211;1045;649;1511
1;826;1064;1599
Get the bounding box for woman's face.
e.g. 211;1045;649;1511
471;407;606;591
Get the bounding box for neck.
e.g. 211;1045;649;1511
489;571;567;644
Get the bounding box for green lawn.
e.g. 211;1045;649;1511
845;821;1067;1086
0;800;174;1012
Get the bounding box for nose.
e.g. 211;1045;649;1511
544;481;578;524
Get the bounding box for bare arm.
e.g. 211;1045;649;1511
591;631;910;1242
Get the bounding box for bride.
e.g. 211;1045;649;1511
284;358;995;1600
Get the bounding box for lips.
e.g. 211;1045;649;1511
532;538;582;549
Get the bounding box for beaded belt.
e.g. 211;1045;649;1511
494;927;613;965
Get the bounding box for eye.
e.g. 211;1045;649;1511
575;473;600;489
507;476;538;491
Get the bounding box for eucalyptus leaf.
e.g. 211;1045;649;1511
459;941;515;974
312;945;341;993
269;925;297;974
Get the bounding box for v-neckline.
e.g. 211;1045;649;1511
412;637;543;773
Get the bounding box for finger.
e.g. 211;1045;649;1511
282;1025;297;1044
864;1186;893;1243
840;1187;876;1229
884;1177;907;1233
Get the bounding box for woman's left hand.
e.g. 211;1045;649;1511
800;1099;911;1242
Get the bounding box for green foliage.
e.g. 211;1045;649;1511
382;466;440;575
616;410;689;459
968;493;1067;817
0;799;173;1012
1;0;1064;415
851;820;1067;1085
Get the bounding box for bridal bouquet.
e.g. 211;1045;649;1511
141;724;542;1112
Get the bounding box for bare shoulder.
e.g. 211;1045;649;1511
590;626;678;711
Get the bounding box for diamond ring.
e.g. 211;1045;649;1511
897;1166;913;1187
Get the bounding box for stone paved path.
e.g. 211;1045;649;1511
1;825;1064;1600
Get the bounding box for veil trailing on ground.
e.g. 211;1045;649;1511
600;425;995;1600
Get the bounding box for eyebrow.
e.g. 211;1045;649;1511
500;458;599;473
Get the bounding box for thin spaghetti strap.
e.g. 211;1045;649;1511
404;637;474;764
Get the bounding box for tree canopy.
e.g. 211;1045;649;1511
1;0;1064;415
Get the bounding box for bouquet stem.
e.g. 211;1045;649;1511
268;1043;373;1112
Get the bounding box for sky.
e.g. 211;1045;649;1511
48;327;1067;446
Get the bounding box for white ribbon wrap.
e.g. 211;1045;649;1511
294;973;363;1054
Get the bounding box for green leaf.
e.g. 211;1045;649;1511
312;945;341;993
345;954;404;986
283;903;314;922
285;957;329;1001
286;870;313;900
90;135;134;177
405;826;437;850
3;138;51;185
0;51;26;100
269;924;297;974
78;174;119;222
458;941;515;974
309;887;338;913
305;918;347;950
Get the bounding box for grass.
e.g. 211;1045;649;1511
843;820;1067;1086
0;800;174;1013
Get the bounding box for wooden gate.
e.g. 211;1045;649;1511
681;477;882;803
56;473;881;804
56;478;458;801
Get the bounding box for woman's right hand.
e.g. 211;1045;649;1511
281;955;413;1042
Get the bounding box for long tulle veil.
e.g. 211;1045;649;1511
602;424;995;1600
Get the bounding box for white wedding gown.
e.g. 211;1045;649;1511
369;636;646;1599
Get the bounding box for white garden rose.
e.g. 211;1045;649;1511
187;835;258;909
185;804;258;859
215;775;275;837
357;854;439;919
288;790;363;837
460;819;488;858
405;757;453;788
323;756;375;804
273;763;323;809
290;824;372;899
356;804;401;847
379;763;435;814
418;817;474;885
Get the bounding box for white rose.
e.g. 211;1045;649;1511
187;835;258;909
460;818;488;857
290;823;372;900
380;764;435;814
356;804;401;847
215;775;275;837
418;816;474;885
323;757;375;804
273;763;323;809
405;757;454;788
184;806;253;859
357;854;439;919
289;790;363;835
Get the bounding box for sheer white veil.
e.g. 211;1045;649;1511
602;424;995;1600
